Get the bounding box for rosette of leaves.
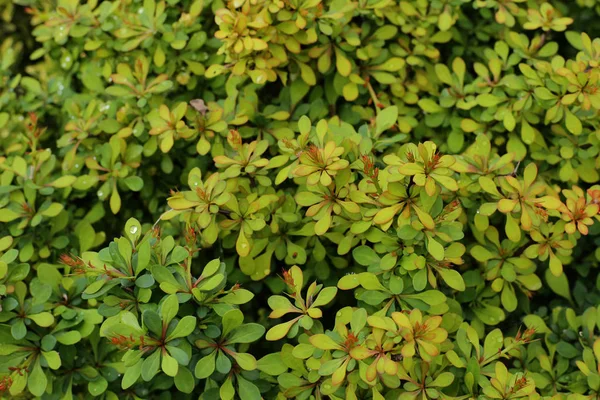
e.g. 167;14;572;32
281;307;372;394
147;102;196;153
477;163;563;243
524;221;575;277
266;266;337;341
481;361;538;399
190;99;229;156
213;133;272;185
106;55;173;109
295;171;361;236
85;135;145;214
194;308;265;399
471;226;542;312
393;141;459;196
163;168;231;246
218;191;280;258
368;309;448;362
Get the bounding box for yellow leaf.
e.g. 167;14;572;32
266;319;298;341
335;47;352;77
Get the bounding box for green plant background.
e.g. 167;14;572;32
1;0;600;399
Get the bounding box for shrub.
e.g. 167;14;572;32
1;0;600;399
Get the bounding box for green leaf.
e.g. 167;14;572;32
11;319;26;340
375;106;398;135
257;353;288;376
309;334;341;350
50;175;77;188
142;350;161;381
88;377;108;396
473;305;505;326
42;351;61;370
483;329;503;360
352;246;380;266
136;240;151;274
238;375;262;400
426;236;444;261
135;274;155;288
201;259;221;277
162;352;179;377
545;269;572;302
430;371;454;387
125;218;142;243
28;312;54;327
84;279;106;295
338;274;360;290
55;331;82;345
0;208;20;222
167;316;197;340
266;319;297;341
220;289;254;304
231;352;257;371
28;359;47;397
110;189;121;213
216;350;232;374
227;323;265;344
477;93;504;107
40;203;63;217
220;376;235;400
122;359;143;389
160;294;179;327
174;367;195;394
311;287;337;308
556;341;579;358
298;116;311;135
143;310;163;336
195;351;216;379
222;309;244;337
437;268;465;291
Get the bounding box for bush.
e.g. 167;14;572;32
2;0;600;398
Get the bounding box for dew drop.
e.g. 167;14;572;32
130;226;138;234
97;190;104;197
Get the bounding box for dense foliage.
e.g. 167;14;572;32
2;0;600;399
